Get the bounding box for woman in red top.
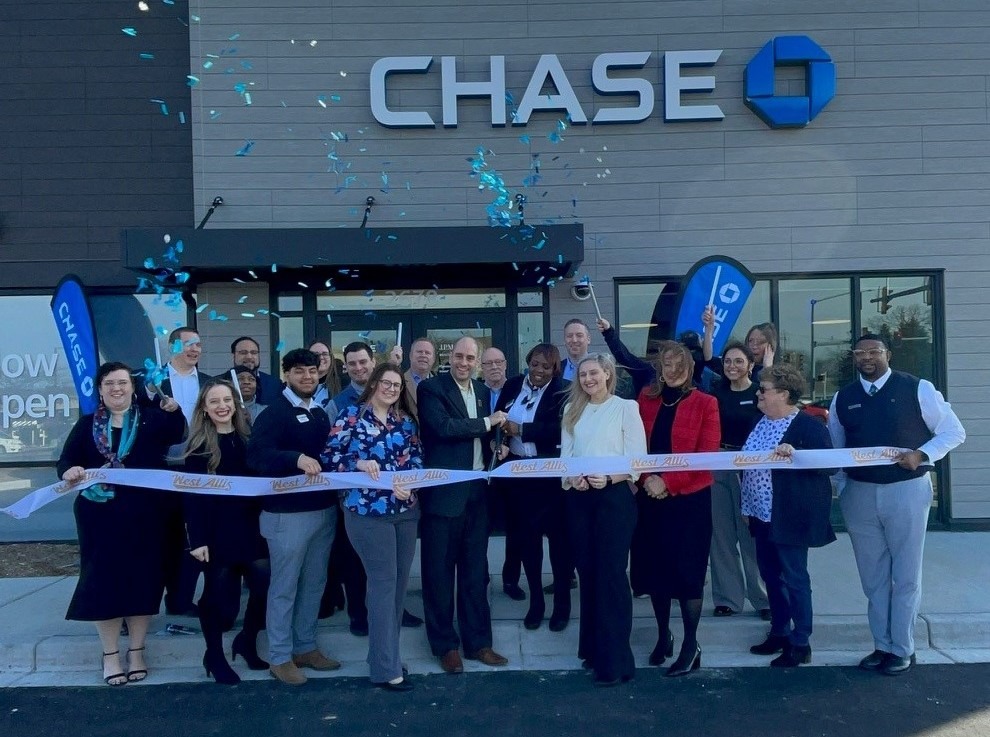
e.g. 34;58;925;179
636;341;720;677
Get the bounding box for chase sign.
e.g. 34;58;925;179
744;36;836;128
370;35;835;130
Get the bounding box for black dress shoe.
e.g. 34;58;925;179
881;653;915;676
523;606;545;630
665;643;701;677
750;634;789;655
375;678;414;692
858;649;891;671
649;630;675;666
771;644;811;668
503;583;526;601
401;609;423;628
548;611;570;632
349;620;369;637
713;606;736;617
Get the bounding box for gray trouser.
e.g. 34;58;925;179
344;508;420;683
709;470;768;611
839;474;932;657
260;508;337;665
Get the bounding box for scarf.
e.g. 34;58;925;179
84;404;140;502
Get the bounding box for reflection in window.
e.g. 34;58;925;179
277;316;304;367
777;278;851;401
859;276;935;383
517;312;546;374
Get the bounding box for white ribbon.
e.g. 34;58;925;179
1;447;907;520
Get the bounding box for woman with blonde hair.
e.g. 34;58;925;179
183;380;270;684
560;353;647;687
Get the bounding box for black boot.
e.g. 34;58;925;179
771;644;811;668
203;649;240;685
750;634;789;656
231;630;268;671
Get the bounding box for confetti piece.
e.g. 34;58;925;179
235;140;255;156
244;92;252;106
340;70;347;77
534;239;546;250
203;60;213;69
257;309;269;315
240;313;255;318
139;53;155;60
186;75;199;87
143;258;155;269
275;341;285;351
519;135;530;144
209;110;221;120
241;60;253;70
122;27;137;37
196;303;209;313
159;103;169;115
271;263;278;272
310;40;318;47
233;277;245;284
326;315;332;324
228;33;240;41
248;270;257;279
171;339;183;354
318;96;327;108
178;112;186;124
298;281;309;288
237;296;248;304
138;1;149;10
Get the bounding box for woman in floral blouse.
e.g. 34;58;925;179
325;362;422;692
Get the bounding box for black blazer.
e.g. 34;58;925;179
768;411;837;549
495;375;567;459
417;372;493;518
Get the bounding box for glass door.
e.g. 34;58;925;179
415;313;508;374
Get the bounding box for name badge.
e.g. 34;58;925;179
847;404;862;410
740;400;754;405
297;414;310;423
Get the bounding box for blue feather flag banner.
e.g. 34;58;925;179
673;256;756;356
50;275;101;416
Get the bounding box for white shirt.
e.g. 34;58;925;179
560;395;647;488
506;379;548;458
283;385;316;412
561;354;588;382
167;363;200;422
456;380;486;472
828;369;966;490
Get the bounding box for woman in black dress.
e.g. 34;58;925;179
183;380;270;684
57;361;186;686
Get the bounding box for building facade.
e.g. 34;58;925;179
0;0;986;525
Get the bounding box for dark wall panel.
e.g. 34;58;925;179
0;0;193;289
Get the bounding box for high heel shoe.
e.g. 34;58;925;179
204;650;241;685
232;631;269;671
649;629;675;666
125;646;148;682
664;643;701;677
102;651;127;686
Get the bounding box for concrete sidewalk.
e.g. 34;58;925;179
1;532;988;688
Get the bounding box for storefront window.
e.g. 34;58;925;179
859;275;935;383
317;288;505;311
0;292;190;465
516;312;546;373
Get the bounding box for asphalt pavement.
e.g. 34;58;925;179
2;665;989;737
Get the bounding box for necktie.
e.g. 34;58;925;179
868;384;878;396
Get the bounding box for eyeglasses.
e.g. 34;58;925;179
757;385;777;394
379;379;403;391
850;348;885;359
481;360;506;367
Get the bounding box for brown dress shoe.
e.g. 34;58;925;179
269;661;307;686
439;649;464;674
467;647;509;667
292;650;341;671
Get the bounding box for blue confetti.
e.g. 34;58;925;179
519;135;530;144
271;263;278;272
534;239;546;250
143;257;155;269
241;313;255;318
195;303;209;314
159;103;168;116
122;27;137;37
235;140;255;156
237;296;248;304
228;33;241;41
139;53;155;60
187;75;200;87
241;60;253;70
178;112;186;124
275;340;285;352
171;339;183;354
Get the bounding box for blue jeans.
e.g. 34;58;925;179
750;519;813;647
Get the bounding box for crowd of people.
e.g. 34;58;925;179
57;315;965;689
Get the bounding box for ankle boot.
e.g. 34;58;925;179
204;649;240;685
771;644;812;668
232;631;268;670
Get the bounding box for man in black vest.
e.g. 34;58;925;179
829;334;965;675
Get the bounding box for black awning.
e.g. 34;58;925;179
121;224;584;289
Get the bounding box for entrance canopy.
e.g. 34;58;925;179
122;224;584;289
